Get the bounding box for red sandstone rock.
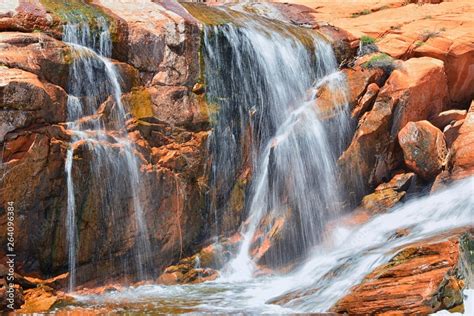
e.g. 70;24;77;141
0;0;61;37
415;37;474;106
315;66;384;121
0;67;67;142
358;172;416;214
431;109;467;130
377;33;417;59
352;82;379;119
398;121;448;180
450;101;474;179
338;57;449;202
18;286;73;313
331;232;472;314
0;32;71;89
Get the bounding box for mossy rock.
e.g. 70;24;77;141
39;0;119;43
183;3;323;50
124;87;154;120
181;3;242;26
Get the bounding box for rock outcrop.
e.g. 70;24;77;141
338;57;449;203
0;0;212;293
449;101;474;179
332;231;473;314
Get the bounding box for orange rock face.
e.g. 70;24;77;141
398;120;448;180
332;232;472;314
450;101;474;179
358;172;416;214
283;0;474;106
315;66;385;121
338;57;448;203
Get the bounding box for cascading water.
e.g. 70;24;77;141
59;176;474;314
49;6;473;314
201;13;351;279
63;17;151;291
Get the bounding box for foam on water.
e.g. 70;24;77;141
59;176;473;313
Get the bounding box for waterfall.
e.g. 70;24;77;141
201;14;351;279
268;175;474;311
63;18;151;291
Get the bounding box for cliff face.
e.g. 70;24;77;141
0;0;473;314
0;0;210;286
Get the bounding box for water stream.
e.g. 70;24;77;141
55;175;473;314
54;6;473;314
63;18;151;291
203;13;351;279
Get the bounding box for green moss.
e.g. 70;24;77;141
362;53;394;69
351;9;371;18
39;0;118;42
181;3;238;26
125;88;154;119
41;0;104;23
415;40;425;47
360;35;376;45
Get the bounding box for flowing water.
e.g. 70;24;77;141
203;12;351;278
54;6;473;314
63;18;151;291
55;176;474;314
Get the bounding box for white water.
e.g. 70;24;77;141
58;176;473;314
203;13;351;279
63;18;151;291
55;7;472;314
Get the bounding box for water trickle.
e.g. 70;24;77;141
63;18;151;291
201;13;351;279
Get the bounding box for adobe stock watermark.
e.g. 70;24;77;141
5;201;16;310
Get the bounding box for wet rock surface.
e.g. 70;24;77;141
0;0;473;313
331;231;473;314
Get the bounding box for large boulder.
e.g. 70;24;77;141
0;32;71;89
398;121;448;180
95;0;200;87
0;67;68;142
94;0;208;131
338;57;449;203
450;101;474;179
414;37;474;106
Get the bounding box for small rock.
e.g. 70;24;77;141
192;82;205;95
431;109;467;130
359;188;406;214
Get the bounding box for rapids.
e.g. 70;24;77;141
55;175;474;314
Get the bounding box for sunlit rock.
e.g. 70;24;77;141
398;120;448;180
331;232;473;314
